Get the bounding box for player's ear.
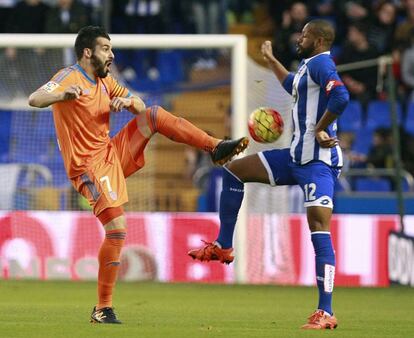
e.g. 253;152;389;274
315;37;323;48
84;48;93;59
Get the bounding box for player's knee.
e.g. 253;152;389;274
226;160;245;182
307;206;332;231
105;217;127;232
151;105;169;117
308;215;330;232
308;220;329;232
98;206;126;229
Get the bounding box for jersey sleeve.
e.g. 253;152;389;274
282;73;295;94
106;75;131;99
39;67;76;94
308;56;349;115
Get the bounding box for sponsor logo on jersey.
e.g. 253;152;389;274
42;81;59;93
325;80;343;93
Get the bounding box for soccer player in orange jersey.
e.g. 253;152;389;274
28;26;248;324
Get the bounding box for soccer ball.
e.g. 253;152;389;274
248;107;284;143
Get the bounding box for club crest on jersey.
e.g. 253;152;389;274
42;81;59;93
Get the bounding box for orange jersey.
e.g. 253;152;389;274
41;64;130;178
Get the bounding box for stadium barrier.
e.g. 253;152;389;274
1;211;413;286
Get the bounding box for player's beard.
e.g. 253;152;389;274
296;43;315;59
91;54;109;78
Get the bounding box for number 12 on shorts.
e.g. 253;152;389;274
304;183;316;201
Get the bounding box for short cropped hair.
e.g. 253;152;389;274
308;19;335;47
74;26;110;60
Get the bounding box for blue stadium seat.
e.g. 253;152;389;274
351;128;373;155
157;50;184;84
405;102;414;135
0;110;12;161
338;100;363;132
354;177;392;192
366;100;402;130
330;44;342;60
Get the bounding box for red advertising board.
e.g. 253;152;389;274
1;211;411;286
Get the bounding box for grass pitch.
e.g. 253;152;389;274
1;280;413;338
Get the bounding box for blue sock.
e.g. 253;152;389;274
311;232;336;315
216;167;244;249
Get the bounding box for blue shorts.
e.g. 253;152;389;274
259;148;341;209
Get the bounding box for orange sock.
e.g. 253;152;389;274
97;229;126;309
146;105;220;152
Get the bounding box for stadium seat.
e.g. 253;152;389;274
351;128;373;155
0;110;12;161
354;177;392;192
330;44;342;60
366;100;402;130
338;100;363;132
157;50;184;84
404;102;414;135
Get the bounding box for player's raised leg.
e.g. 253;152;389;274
91;211;126;324
145;105;249;165
188;153;269;263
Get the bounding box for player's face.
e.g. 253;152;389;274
91;37;114;78
296;24;317;58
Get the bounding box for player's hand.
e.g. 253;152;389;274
62;85;83;101
110;97;132;112
261;41;276;63
316;130;338;148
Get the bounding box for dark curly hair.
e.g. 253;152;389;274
74;26;110;60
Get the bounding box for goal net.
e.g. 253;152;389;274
0;34;292;283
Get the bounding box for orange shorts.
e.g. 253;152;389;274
71;116;150;216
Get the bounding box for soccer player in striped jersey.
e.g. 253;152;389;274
188;19;349;330
28;25;248;324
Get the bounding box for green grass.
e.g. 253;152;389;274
0;281;413;338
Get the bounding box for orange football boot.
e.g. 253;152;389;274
301;310;338;330
188;240;234;264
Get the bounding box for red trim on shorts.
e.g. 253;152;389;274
97;206;124;225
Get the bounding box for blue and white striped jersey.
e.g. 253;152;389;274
282;52;349;168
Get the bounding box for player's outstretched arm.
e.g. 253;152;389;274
28;85;83;108
261;41;289;84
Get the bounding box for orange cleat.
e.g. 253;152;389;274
301;310;338;330
188;240;234;264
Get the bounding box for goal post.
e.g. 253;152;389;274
0;33;253;282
